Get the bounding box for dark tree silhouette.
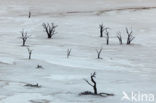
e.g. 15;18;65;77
28;11;31;18
20;30;30;46
84;72;97;94
105;30;109;45
67;48;72;58
96;48;103;59
126;27;135;45
81;72;114;97
27;47;32;60
99;24;104;37
42;23;57;39
99;24;109;38
117;32;123;45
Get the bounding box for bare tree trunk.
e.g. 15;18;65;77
117;32;122;45
67;48;72;58
28;11;31;18
96;48;103;59
84;72;97;94
29;52;32;60
105;31;109;45
23;39;26;46
126;27;135;45
99;24;104;37
20;30;29;46
99;24;110;38
91;73;97;94
27;48;32;60
106;37;109;45
100;29;103;37
42;23;57;39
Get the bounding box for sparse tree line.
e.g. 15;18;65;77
20;22;135;60
99;24;135;45
21;22;135;47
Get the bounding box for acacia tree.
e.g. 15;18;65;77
84;72;97;94
96;48;103;59
42;23;57;39
81;72;114;97
20;30;30;46
126;27;135;45
105;30;109;45
99;24;104;37
28;11;31;18
99;24;109;38
67;48;72;58
27;47;32;60
117;32;123;45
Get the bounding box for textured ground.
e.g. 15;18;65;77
0;0;156;103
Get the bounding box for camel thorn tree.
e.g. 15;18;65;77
84;72;97;94
96;48;103;59
42;23;57;39
27;47;32;60
28;11;31;18
117;32;123;45
67;48;72;58
126;27;135;45
99;24;110;38
20;30;30;46
81;72;114;97
105;30;110;45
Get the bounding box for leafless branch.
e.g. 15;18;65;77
84;79;93;87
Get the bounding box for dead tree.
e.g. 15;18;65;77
28;11;31;18
126;27;135;45
42;23;57;38
99;24;109;37
20;30;30;46
105;30;109;45
81;73;115;97
99;24;104;37
96;48;103;59
27;48;32;60
117;32;123;45
84;72;97;94
67;48;72;58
